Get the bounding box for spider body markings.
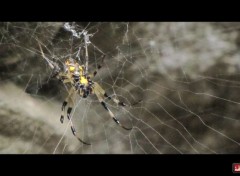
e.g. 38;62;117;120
38;42;132;145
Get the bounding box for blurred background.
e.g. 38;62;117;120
0;22;240;154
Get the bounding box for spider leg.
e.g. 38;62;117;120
104;91;142;107
103;93;143;107
38;41;60;73
100;101;132;130
60;87;75;123
93;54;105;77
103;93;127;107
84;33;89;75
64;88;91;145
70;125;91;145
68;114;91;145
94;82;127;107
87;54;106;79
60;101;67;123
93;85;132;130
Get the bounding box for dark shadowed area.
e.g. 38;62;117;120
0;22;240;154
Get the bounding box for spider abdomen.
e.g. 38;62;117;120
80;76;88;86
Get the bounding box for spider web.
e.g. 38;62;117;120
1;22;240;154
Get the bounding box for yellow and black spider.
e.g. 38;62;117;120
38;42;132;145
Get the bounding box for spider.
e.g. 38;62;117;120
38;41;133;145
